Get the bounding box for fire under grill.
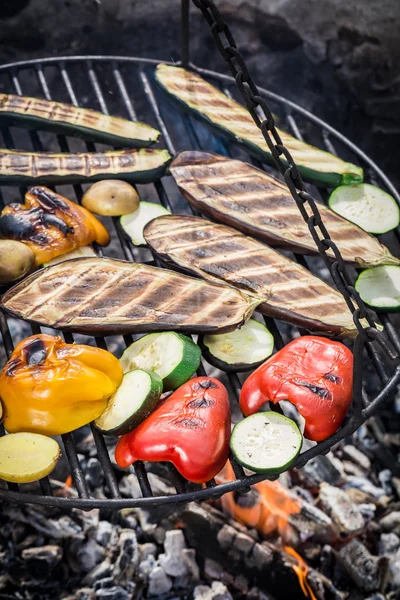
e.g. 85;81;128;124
0;3;400;510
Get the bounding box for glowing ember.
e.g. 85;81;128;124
284;546;318;600
64;474;73;488
216;463;300;536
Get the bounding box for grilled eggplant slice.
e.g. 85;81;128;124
171;151;398;269
144;215;361;337
1;257;258;335
0;93;160;147
155;64;363;187
0;148;171;185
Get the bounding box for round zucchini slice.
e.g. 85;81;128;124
199;319;274;372
355;265;400;312
120;201;171;246
0;432;61;483
95;369;163;436
230;412;302;474
328;183;400;234
120;332;201;391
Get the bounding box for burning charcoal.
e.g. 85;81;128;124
82;558;112;586
85;457;105;490
289;500;335;544
77;539;106;574
319;483;364;536
364;595;386;600
95;586;130;600
139;543;157;560
378;469;393;496
21;545;63;578
95;521;114;548
182;548;200;582
337;539;388;592
94;577;115;591
379;533;400;555
194;582;233;600
233;574;248;595
137;554;157;583
147;565;172;597
119;472;174;498
247;588;275;600
118;510;138;531
159;529;188;577
342;445;371;471
301;454;342;487
204;558;233;586
341;460;366;478
113;530;139;586
75;589;96;600
359;503;377;521
379;511;400;534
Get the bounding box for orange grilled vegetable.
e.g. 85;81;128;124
0;186;109;267
0;334;123;436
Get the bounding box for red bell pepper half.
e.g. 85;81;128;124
115;376;231;483
239;336;353;442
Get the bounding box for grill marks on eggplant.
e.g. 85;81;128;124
155;65;363;186
0;148;171;185
170;151;399;269
1;258;257;334
144;215;360;337
0;93;160;147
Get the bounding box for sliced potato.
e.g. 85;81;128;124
0;432;60;483
82;180;140;216
0;240;34;284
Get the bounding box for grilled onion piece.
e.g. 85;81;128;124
0;148;171;185
144;215;361;338
170;151;399;269
155;64;363;187
0;93;160;147
1;257;258;335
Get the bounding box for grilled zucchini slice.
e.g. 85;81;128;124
0;148;171;185
95;369;163;436
199;319;274;372
329;184;400;234
230;412;302;474
120;332;201;391
0;93;160;147
155;64;363;187
355;265;400;312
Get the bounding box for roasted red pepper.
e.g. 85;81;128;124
115;376;231;483
239;336;353;442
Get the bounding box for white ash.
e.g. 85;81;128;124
318;482;365;535
194;582;233;600
342;445;371;471
147;565;172;597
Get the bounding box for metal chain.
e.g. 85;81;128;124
192;0;383;343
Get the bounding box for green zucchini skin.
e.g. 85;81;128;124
198;336;265;373
155;65;363;188
0;94;160;148
0;148;171;185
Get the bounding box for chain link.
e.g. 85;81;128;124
192;0;383;341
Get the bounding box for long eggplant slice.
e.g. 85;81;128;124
155;64;363;187
0;148;171;185
170;151;399;268
1;258;258;335
144;215;361;338
0;94;160;147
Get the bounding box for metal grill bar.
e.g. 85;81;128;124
0;55;398;509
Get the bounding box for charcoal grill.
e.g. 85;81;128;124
0;0;400;510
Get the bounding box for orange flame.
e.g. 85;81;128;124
216;463;300;536
64;475;73;488
284;546;317;600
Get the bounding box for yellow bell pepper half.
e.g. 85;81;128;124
0;334;123;436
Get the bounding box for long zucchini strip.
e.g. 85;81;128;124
0;94;160;147
155;64;363;187
0;148;171;185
